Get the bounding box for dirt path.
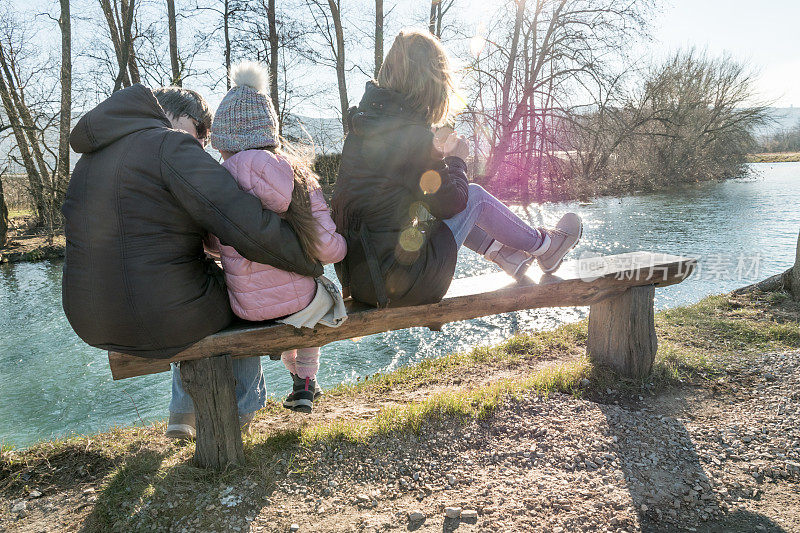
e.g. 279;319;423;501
251;354;571;437
2;348;798;533
243;350;800;533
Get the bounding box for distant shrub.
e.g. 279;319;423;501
313;153;341;195
758;120;800;153
566;50;768;193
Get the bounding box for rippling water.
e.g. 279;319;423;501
2;163;799;448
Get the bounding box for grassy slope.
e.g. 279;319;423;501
1;291;799;530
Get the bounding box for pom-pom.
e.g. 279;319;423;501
231;61;269;92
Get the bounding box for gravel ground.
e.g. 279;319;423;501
250;350;800;533
3;351;798;532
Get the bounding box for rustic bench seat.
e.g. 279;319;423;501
108;251;695;468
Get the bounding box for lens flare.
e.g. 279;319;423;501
470;23;486;58
449;90;468;116
419;170;442;194
398;227;424;253
409;201;431;220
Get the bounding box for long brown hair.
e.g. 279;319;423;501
266;139;322;262
377;29;454;125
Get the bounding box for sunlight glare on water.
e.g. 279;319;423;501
1;163;799;447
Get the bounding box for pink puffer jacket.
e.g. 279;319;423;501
209;149;346;321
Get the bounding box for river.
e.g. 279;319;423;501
2;162;799;448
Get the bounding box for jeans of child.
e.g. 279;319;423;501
169;358;266;415
281;347;321;379
443;183;544;252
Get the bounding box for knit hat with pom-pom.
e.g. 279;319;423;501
211;61;279;152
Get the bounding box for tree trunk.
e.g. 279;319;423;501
0;79;45;223
0;49;49;226
113;0;137;92
791;230;800;301
99;0;131;88
267;0;280;133
435;2;443;39
374;0;383;78
732;273;785;295
428;0;451;39
328;0;348;134
167;0;181;85
224;0;231;89
56;0;71;219
122;0;140;84
0;176;8;247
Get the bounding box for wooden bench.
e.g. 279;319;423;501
108;251;695;468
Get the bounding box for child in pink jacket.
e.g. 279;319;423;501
209;62;346;414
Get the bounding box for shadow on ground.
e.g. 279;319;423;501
599;389;786;533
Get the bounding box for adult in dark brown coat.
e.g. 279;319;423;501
63;84;321;358
63;84;323;438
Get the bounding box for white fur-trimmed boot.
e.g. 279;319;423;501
536;213;583;274
484;240;535;280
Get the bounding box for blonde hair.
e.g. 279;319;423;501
377;29;454;126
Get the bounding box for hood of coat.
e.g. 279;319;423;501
349;81;429;136
70;84;172;154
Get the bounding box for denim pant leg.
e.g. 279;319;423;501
443;183;543;252
169;357;267;416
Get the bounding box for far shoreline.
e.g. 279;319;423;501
746;152;800;163
1;156;798;264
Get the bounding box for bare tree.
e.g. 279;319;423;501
128;0;215;90
328;0;348;134
624;51;767;186
233;0;325;133
56;0;71;209
428;0;454;39
190;0;246;89
0;167;8;247
0;15;61;228
222;0;232;87
98;0;141;91
560;49;768;204
0;47;49;225
758;119;800;152
166;0;181;85
305;0;349;134
267;0;279;123
374;0;383;77
467;0;653;197
788;230;800;301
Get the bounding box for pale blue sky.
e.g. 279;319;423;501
651;0;800;106
7;0;800;109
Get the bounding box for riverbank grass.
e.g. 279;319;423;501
2;290;799;530
747;152;800;163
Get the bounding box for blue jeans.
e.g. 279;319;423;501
169;358;266;415
443;183;543;253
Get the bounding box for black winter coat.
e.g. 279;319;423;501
62;84;322;358
332;82;469;307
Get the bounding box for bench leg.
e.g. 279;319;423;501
587;284;657;379
179;356;244;469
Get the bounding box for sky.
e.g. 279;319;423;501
650;0;800;107
5;0;800;113
353;0;800;111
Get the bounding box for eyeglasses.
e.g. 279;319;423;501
186;113;209;146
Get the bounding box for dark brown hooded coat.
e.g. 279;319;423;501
62;84;321;358
332;82;469;308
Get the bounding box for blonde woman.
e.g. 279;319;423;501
332;29;582;308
